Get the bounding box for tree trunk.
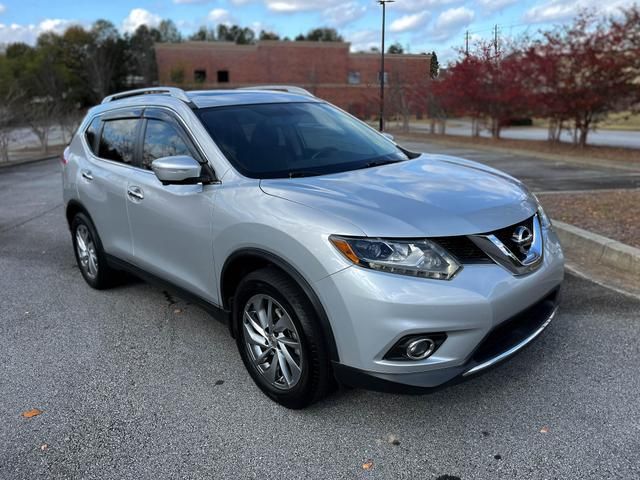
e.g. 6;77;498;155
0;133;9;163
547;118;558;142
491;118;501;139
556;119;564;142
429;119;435;134
578;126;589;148
35;128;49;154
471;117;481;137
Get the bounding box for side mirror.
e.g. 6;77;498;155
151;155;202;185
382;132;395;142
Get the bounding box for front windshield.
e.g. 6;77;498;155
196;102;409;179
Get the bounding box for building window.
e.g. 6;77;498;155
194;69;207;83
217;70;230;83
378;71;389;84
348;71;360;85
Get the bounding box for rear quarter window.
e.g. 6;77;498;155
84;117;101;154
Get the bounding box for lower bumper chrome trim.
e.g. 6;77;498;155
462;306;558;377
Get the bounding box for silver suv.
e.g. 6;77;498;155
62;86;564;408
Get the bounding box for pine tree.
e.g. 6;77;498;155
430;51;439;79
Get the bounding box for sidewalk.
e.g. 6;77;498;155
0;148;63;169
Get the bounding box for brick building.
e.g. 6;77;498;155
155;41;431;118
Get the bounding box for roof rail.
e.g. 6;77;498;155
101;87;191;105
237;85;314;97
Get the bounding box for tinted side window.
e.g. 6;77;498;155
142;119;191;170
84;117;101;154
98;119;138;165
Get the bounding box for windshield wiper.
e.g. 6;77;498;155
362;159;403;169
288;170;324;178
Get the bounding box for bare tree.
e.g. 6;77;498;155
86;20;126;102
22;98;60;154
59;112;82;145
0;89;18;162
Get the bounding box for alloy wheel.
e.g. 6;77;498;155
242;294;303;390
75;224;98;279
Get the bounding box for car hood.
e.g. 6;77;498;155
260;154;538;237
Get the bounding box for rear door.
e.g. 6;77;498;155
125;108;217;302
77;111;142;261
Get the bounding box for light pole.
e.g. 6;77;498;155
378;0;394;132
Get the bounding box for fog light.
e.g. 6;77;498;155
383;333;447;361
406;338;436;360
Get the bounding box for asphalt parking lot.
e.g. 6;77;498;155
400;139;640;192
1;156;639;479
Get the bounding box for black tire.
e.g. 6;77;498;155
234;267;333;409
70;212;119;289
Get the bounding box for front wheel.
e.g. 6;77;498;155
234;268;333;409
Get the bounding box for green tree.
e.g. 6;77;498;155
387;43;403;54
128;25;159;86
296;28;343;42
216;24;255;44
189;26;216;41
158;20;182;43
430;51;439;79
259;30;280;40
85;20;127;102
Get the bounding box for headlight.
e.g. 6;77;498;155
530;192;552;230
329;236;461;280
537;205;552;229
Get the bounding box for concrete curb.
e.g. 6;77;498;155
553;220;640;277
0;155;59;170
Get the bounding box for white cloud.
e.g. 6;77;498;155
523;0;638;23
208;8;232;24
230;0;254;4
0;23;38;44
430;6;475;41
395;0;461;13
390;11;430;32
39;18;74;33
477;0;517;12
122;8;161;34
0;4;6;15
323;2;367;27
173;0;211;3
0;18;77;45
0;18;76;44
266;0;340;13
348;28;379;52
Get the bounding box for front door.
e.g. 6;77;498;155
125;111;218;303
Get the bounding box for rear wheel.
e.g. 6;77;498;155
71;213;118;289
234;268;332;408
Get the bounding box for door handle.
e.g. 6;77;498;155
127;186;144;201
81;170;93;181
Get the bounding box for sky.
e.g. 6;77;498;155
0;0;637;62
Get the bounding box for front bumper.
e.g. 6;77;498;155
332;287;560;393
314;227;564;391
